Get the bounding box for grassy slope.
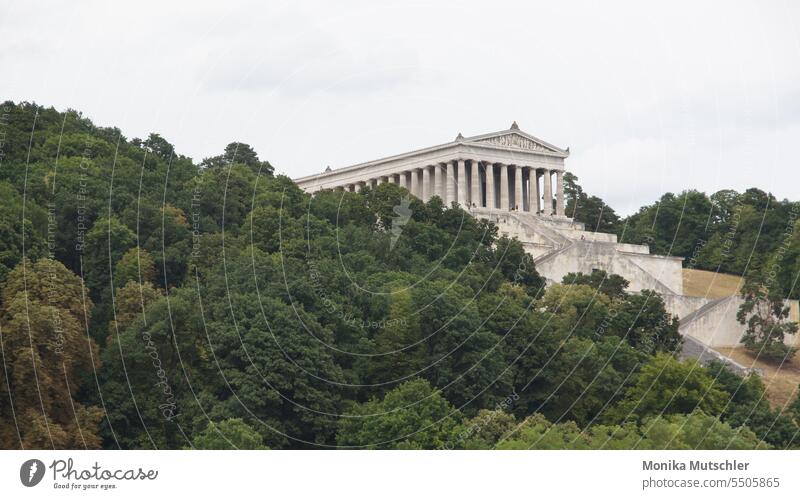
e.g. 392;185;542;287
682;269;800;408
718;347;800;411
682;268;742;299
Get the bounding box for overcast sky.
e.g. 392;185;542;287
2;0;798;214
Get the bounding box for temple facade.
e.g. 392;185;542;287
294;122;567;216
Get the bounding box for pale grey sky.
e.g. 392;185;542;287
3;0;799;214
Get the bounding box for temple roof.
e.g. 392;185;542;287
459;123;568;156
294;123;568;183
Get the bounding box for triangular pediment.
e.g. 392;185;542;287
466;131;563;154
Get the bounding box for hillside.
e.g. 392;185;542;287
718;347;800;410
0;101;798;450
682;268;742;298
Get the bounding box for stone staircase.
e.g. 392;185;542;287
621;254;681;295
471;207;759;376
678;296;732;326
671;296;757;373
679;334;756;376
502;212;574;265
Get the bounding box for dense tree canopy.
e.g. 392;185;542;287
563;172;620;233
618;189;800;300
189;418;269;450
0;101;798;450
0;258;102;448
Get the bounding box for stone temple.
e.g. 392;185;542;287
294;123;799;370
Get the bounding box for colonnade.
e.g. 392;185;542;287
341;160;565;216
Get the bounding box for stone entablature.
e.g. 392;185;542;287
293;123;569;216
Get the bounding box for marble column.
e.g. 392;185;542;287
457;159;467;208
470;160;480;208
446;160;455;205
410;169;419;197
435;163;444;200
399;172;407;190
353;182;361;192
514;165;523;211
499;163;509;210
485;162;495;208
422;166;432;201
534;170;541;213
527;168;535;212
556;170;565;216
522;168;530;211
543;169;553;215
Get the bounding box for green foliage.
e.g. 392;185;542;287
790;386;800;426
706;361;798;448
620;190;713;258
0;101;797;450
620;188;800;302
562;269;629;299
114;247;157;287
0;258;103;448
107;280;161;342
497;413;598;449
563;172;620;232
557;270;682;355
640;412;769;449
201;142;274;176
83;216;136;297
487;411;767;450
366;287;425;383
611;290;682;354
458;409;518;449
97;289;195;449
189;418;269;450
538;283;613;339
737;271;798;361
609;353;728;422
0;182;48;282
192;163;258;232
337;379;463;449
518;335;643;426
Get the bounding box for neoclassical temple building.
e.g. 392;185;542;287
295;123;798;370
295;122;567;216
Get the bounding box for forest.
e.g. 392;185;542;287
1;100;799;450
